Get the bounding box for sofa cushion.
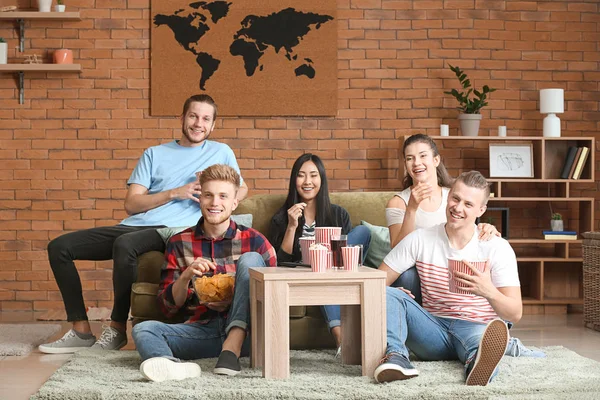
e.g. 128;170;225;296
360;220;391;268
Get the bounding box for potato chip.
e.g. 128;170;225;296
194;273;235;303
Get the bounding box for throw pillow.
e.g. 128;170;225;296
360;220;391;268
156;214;254;243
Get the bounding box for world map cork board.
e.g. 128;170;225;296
151;0;337;117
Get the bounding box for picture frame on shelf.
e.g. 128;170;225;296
489;143;534;178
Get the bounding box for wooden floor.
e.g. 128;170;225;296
1;312;600;400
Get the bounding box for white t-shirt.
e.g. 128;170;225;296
383;224;520;323
385;187;450;229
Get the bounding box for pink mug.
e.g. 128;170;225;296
54;49;73;64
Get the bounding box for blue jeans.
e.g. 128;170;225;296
391;266;422;305
321;225;372;330
386;287;487;364
389;268;513;329
132;252;265;362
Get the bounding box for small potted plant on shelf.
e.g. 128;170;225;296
0;38;7;64
55;0;66;12
444;64;496;136
551;212;564;232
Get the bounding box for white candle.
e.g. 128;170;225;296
498;126;507;137
440;124;449;136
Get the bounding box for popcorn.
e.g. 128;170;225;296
309;243;328;250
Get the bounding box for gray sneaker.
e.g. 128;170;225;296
38;329;96;354
91;325;127;350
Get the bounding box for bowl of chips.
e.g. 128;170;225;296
193;272;235;305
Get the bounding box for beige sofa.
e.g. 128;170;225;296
130;191;395;349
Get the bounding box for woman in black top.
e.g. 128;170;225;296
269;153;371;351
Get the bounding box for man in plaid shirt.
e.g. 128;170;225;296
132;164;277;382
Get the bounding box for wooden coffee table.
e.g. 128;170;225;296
249;266;386;379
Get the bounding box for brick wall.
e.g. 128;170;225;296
0;0;598;312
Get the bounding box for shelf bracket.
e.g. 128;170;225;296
18;71;24;104
18;18;24;52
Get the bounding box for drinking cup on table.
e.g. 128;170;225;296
448;258;487;294
299;236;315;265
330;235;348;270
341;246;361;272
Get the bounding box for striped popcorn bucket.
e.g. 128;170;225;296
299;236;315;264
310;248;329;273
314;227;342;246
448;259;487;294
341;246;361;271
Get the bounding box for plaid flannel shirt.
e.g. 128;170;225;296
157;218;277;323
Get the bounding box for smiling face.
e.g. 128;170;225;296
295;160;322;203
446;180;487;230
199;180;238;228
404;141;440;185
180;101;216;147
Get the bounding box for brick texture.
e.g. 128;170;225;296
0;0;598;312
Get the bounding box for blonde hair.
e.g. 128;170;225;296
454;171;490;204
199;164;240;189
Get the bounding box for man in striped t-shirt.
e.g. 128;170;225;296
374;171;522;386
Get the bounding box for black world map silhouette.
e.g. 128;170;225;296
153;1;333;90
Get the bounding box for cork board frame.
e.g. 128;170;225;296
151;0;337;117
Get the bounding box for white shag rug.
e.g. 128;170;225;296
0;323;61;356
30;346;600;399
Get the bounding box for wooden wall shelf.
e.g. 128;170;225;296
0;64;82;104
0;12;83;104
0;64;81;72
0;11;81;20
0;11;81;52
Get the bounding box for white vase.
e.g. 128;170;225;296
0;42;7;64
551;220;564;232
458;113;482;136
37;0;52;12
55;4;65;12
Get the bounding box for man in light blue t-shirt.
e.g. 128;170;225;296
39;94;248;354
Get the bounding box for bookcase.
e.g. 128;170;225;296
399;136;596;314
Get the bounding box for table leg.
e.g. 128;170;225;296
250;277;262;368
361;278;386;377
263;280;290;379
340;304;361;365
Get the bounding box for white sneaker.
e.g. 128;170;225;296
38;329;96;354
140;357;201;382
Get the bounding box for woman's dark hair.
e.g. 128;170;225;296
401;134;454;189
278;153;334;234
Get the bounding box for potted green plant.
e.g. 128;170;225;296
0;38;7;65
55;0;66;12
551;212;563;232
444;64;496;136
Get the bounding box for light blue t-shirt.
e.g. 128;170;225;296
121;140;243;227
